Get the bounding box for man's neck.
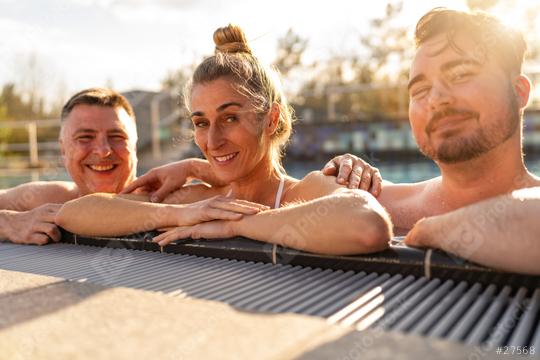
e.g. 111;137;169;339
436;136;532;208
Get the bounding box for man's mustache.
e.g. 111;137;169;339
426;108;479;134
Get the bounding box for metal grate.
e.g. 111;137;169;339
1;241;539;349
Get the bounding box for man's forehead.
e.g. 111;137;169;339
410;32;482;76
63;104;133;133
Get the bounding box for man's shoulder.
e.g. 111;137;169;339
380;177;438;202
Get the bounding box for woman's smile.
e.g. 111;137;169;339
213;152;239;164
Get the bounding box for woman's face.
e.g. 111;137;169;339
190;78;272;183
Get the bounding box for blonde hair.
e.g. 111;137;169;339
185;24;295;173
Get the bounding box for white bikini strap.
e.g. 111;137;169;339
273;176;285;209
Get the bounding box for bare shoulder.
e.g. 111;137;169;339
0;181;79;211
378;178;436;204
162;183;225;204
285;171;343;202
377;177;440;233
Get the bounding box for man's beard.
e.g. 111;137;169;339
419;91;520;164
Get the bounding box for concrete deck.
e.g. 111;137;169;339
0;269;515;360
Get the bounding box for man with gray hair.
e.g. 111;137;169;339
0;88;138;244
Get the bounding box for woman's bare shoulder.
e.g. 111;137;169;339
162;183;226;204
284;171;343;202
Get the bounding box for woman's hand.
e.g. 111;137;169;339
177;196;269;227
121;158;225;203
153;220;233;246
321;153;383;196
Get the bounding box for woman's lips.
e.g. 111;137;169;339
213;152;238;164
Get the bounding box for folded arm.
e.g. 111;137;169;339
55;190;267;237
155;172;393;255
405;187;540;275
231;189;392;255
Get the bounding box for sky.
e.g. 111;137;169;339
0;0;537;104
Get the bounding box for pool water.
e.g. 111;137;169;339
2;156;540;189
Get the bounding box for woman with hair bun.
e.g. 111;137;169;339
56;24;392;255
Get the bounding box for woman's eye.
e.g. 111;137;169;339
194;121;208;128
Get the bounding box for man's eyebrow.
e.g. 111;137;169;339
72;128;97;135
441;59;481;72
107;129;128;134
190;102;243;118
407;74;426;91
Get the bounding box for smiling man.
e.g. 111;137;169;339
0;88;138;245
324;8;540;274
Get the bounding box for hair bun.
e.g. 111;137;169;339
213;24;252;55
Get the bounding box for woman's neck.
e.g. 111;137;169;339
227;158;283;207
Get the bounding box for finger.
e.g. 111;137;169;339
30;234;49;245
321;161;337;175
34;223;60;242
150;182;180;203
121;173;158;194
359;169;372;191
153;227;190;246
369;170;383;197
157;226;175;232
404;230;417;247
337;158;353;185
206;208;244;221
347;166;363;189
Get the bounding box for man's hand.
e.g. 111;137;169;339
121;159;224;203
321;153;383;196
4;204;62;245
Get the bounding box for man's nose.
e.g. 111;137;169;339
428;82;454;110
93;137;112;157
207;125;226;150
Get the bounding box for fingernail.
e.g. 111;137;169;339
150;195;158;203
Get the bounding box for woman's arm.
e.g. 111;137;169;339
55;191;268;237
155;172;393;255
231;189;392;255
405;187;540;275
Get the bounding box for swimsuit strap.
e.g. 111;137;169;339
273;176;285;209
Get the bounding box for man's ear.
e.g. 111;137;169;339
513;74;531;109
265;103;280;136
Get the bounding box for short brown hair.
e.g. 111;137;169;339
415;8;527;75
61;87;135;121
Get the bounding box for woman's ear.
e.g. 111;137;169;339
265;103;280;136
512;74;531;109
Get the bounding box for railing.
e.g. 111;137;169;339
0;119;61;167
